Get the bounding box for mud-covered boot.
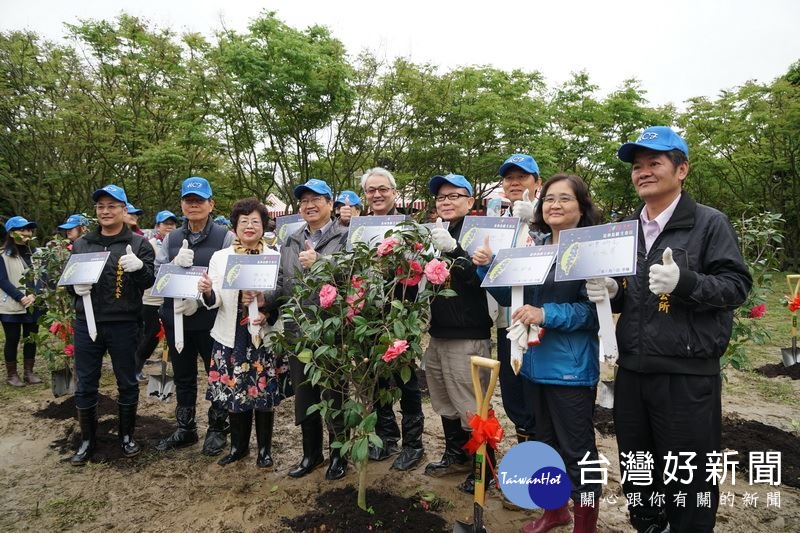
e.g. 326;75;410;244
424;416;470;477
202;405;229;456
391;412;425;471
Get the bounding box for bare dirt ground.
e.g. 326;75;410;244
0;359;798;532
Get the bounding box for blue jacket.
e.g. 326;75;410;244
478;255;599;387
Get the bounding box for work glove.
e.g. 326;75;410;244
649;247;680;295
431;217;457;253
73;284;92;296
586;277;619;303
512;189;536;224
174;239;194;268
118;244;144;273
174;298;199;316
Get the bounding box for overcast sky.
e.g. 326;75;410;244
2;0;799;107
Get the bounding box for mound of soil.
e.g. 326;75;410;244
283;487;449;532
33;393;118;420
755;362;800;380
593;406;614;436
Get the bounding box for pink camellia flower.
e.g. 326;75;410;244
749;303;766;319
64;344;74;356
396;260;423;286
248;386;259;398
49;322;61;335
319;283;338;308
377;237;400;257
381;339;409;363
351;275;365;289
424;259;450;285
208;371;220;383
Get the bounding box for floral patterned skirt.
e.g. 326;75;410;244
205;315;289;413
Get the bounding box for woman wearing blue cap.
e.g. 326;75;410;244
1;216;43;386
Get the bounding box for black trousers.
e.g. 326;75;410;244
497;328;536;436
614;367;721;533
288;353;345;437
2;321;38;362
374;366;423;441
531;382;602;502
74;319;138;409
134;304;161;371
165;327;214;408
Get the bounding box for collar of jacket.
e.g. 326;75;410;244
287;220;346;250
85;224;134;246
629;191;697;232
180;215;214;240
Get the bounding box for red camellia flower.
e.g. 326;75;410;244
49;322;61;335
381;339;409;363
749;304;766;318
396;260;423;286
64;344;74;356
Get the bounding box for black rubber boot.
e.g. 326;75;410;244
218;410;252;466
458;446;497;494
255;410;274;468
288;415;324;478
202;406;229;456
368;400;400;461
156;406;199;452
325;431;348;480
391;412;425;471
70;405;97;466
118;403;141;458
424;416;471;477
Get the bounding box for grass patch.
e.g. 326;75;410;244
725;370;796;406
44;496;107;529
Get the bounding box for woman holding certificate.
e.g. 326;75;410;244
473;174;603;533
199;197;288;468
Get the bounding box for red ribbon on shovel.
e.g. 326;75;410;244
464;409;504;455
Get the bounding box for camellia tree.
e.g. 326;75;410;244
274;222;454;511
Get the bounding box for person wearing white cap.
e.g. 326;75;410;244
1;216;43;386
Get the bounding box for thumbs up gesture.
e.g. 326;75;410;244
299;239;318;269
472;235;493;266
430;217;457;253
649;247;680;295
119;244;144;272
512;189;537;224
174;239;194;267
339;196;353;225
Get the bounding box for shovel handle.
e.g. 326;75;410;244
470;356;500;420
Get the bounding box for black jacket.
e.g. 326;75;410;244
612;192;752;375
71;226;155;323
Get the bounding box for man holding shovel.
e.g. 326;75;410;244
587;127;751;533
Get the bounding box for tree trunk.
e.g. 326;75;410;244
356;458;369;511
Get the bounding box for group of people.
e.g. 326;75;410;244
0;126;751;533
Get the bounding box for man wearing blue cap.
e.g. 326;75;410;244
333;190;362;227
276;178;350;480
425;174;493;493
58;214;89;243
587;127;752;532
155;177;234;456
68;184;155;465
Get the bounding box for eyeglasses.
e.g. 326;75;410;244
95;203;125;211
502;174;535;182
181;196;209;205
237;218;263;228
299;196;327;207
365;186;394;196
435;193;471;202
542;194;577;205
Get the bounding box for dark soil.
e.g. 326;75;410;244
593;406;800;489
755;362;800;380
283;487;449;532
33;392;118;420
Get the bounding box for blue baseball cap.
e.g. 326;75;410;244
58;214;88;230
214;215;231;226
334;190;362;207
428;174;474;196
155;210;178;224
498;154;540;177
181;176;213;199
618;126;689;163
125;203;143;215
5;216;37;233
293;178;333;199
92;184;128;203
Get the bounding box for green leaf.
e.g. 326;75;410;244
360;411;377;433
297;348;312;364
351;437;369;463
400;365;412;384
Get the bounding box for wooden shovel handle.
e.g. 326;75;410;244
470;356;500;419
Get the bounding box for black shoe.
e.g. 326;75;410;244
325;449;348;480
392;412;424;470
70;405;97;466
424;416;470;477
368;439;399;461
391;446;424;471
156;406;199;452
288;416;324;478
218;410;252;466
255;410;274;468
202;406;229;456
118;403;141;458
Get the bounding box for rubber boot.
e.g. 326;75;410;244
118;403;141;458
459;445;497;494
520;503;572;533
631;510;668;533
70;405;97;466
573;501;599;533
516;429;532;443
424;416;471;477
368;400;400;461
391;412;425;471
255;410;274;468
156;406;199;451
202;405;229;456
325;431;348;480
5;362;24;387
23;358;42;384
288;415;325;478
218;410;252;465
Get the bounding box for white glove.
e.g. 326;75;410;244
118;244;144;272
506;320;529;350
174;298;199;316
649;247;680;295
586;277;619;303
512;189;536;224
174;239;194;268
431;217;457;253
74;283;92;296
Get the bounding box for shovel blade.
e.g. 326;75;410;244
159;379;175;401
453;502;487;533
597;380;614;409
147;375;165;397
780;348;799;367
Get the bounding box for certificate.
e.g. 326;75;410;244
57;252;110;285
346;215;407;251
480;245;559;288
222;253;280;290
554;221;639;282
275;214;305;246
458;216;519;256
150;265;208;299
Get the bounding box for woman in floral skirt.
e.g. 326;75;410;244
199;197;288;467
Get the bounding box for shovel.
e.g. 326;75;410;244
781;275;800;367
454;356;501;533
147;344;174;401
